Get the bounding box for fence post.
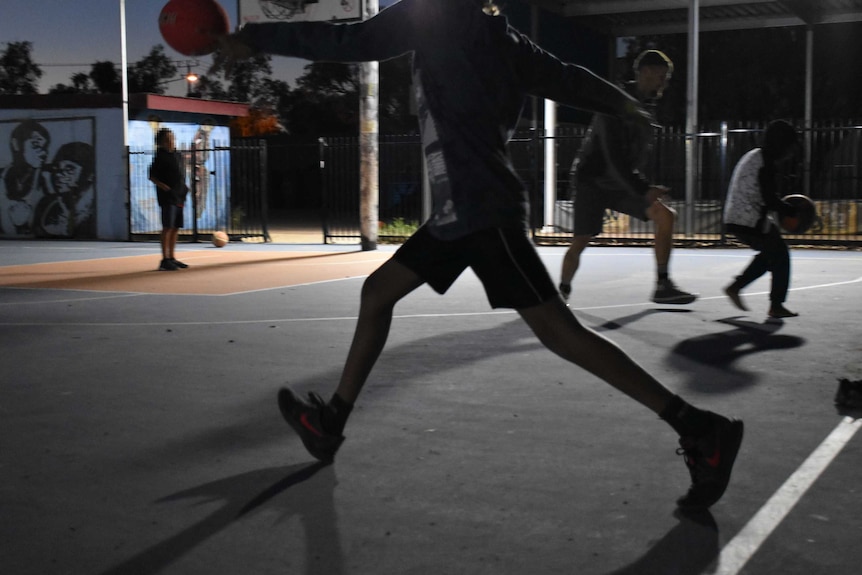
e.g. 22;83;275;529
190;142;199;243
258;138;270;242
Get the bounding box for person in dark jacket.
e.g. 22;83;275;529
559;50;696;305
723;119;800;318
148;128;189;271
215;0;743;510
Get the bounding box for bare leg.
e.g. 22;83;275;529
335;259;425;403
646;201;675;271
518;297;674;414
166;228;178;260
560;235;591;296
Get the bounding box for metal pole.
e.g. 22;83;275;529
120;0;130;241
543;99;557;231
359;0;380;251
684;0;700;237
120;0;128;148
804;26;813;197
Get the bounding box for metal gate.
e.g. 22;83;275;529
128;139;270;243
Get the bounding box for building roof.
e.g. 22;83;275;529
0;93;249;118
527;0;862;35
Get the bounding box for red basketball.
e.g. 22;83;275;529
159;0;230;56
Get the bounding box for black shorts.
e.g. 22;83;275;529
160;204;184;230
572;179;649;237
393;225;558;309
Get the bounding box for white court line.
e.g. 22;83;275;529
1;274;860;324
712;416;862;575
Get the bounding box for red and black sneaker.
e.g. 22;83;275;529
277;387;345;463
676;414;744;509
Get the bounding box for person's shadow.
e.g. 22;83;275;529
668;317;807;393
98;462;342;575
605;510;720;575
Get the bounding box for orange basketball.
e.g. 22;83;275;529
159;0;230;56
780;194;817;234
212;230;229;247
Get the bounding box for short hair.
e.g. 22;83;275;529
9;119;50;155
762;120;799;161
634;50;674;76
52;142;95;183
155;128;173;147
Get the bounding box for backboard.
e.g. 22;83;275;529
239;0;364;24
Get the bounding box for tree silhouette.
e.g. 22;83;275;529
128;45;178;94
0;41;42;95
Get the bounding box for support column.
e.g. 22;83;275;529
359;0;379;251
684;0;700;237
804;26;813;197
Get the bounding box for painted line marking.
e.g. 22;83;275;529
712;416;862;575
1;275;860;325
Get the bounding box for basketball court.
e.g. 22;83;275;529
1;239;860;575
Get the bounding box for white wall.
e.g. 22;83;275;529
0;107;128;240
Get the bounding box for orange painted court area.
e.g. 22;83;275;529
0;249;392;295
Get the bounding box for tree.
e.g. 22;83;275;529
0;41;42;95
195;74;230;100
89;61;122;94
283;62;360;135
128;45;178;94
222;52;275;103
379;54;415;133
49;72;93;94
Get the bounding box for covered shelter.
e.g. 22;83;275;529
522;0;862;234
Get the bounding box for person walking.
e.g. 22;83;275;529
723;119;800;318
148;128;189;271
216;0;743;510
559;49;696;305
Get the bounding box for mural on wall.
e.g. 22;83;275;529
0;118;96;239
129;119;230;234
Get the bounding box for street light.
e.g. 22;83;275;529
185;64;199;97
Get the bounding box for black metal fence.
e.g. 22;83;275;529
320;134;424;243
319;121;862;246
128;140;270;243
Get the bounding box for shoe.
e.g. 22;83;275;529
676;414;744;510
768;304;798;318
559;283;571;302
158;258;178;271
171;258;189;269
724;285;748;311
278;387;344;463
652;280;698;304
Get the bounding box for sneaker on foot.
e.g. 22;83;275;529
768;304;798;319
676;414;744;510
724;285;748;311
171;258;189;269
158;258;178;271
653;280;698;304
559;283;571;302
278;387;344;463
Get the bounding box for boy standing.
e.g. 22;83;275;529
149;128;189;271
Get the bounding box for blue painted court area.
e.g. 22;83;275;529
1;241;860;575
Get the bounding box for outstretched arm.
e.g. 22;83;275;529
215;0;415;71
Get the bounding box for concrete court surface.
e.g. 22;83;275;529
1;240;861;575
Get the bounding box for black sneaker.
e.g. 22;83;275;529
158;258;178;271
277;387;344;463
676;414;744;510
559;283;572;302
768;304;798;319
653;279;698;304
171;258;189;269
